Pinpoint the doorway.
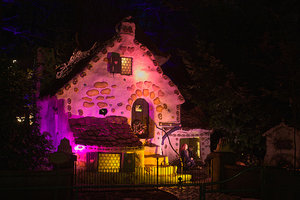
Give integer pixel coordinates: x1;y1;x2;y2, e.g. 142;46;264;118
131;98;149;138
180;138;201;159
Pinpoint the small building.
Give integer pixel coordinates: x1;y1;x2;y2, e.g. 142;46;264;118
263;122;300;168
37;17;211;171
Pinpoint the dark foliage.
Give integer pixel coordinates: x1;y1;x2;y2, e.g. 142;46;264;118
0;53;53;170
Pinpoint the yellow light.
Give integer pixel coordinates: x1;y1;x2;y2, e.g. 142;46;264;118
16;116;25;123
98;153;121;172
135;69;148;81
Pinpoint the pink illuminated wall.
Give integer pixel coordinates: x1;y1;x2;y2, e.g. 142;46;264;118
38;20;188;158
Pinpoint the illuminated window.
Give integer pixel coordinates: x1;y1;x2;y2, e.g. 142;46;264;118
121;57;132;75
16;113;34;125
107;53;132;75
98;153;121;172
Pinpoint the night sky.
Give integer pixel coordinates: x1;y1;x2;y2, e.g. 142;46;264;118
1;0;300;129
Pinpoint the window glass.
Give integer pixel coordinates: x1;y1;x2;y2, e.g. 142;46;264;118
121;57;132;75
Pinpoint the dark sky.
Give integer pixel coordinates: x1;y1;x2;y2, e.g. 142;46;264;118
1;0;299;126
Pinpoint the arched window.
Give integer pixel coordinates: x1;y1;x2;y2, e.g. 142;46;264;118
131;98;149;138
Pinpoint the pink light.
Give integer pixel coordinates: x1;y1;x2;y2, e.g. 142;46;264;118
74;145;85;151
135;69;148;81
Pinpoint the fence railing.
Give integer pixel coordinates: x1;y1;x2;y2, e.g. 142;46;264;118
1;166;299;200
74;166;211;188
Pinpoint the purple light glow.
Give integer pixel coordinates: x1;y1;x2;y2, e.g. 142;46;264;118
74;144;85;151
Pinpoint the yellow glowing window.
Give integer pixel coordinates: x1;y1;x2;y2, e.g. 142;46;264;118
98;153;121;172
121;57;132;75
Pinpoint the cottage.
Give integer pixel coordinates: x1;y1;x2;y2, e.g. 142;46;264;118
263;122;300;168
37;17;211;172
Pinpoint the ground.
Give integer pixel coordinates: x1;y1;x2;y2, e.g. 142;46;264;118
75;187;260;200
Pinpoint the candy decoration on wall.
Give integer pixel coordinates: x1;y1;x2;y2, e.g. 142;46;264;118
57;89;63;95
86;89;99;96
78;109;83;116
163;104;168;109
100;88;111;95
136;81;143;88
169;81;175;87
158;90;165;97
146;51;152;57
101;48;107;54
108;41;114;47
156;105;164;112
117;37;122;43
97;102;108;108
178;95;184;101
87;64;93;70
74;88;79;92
140;45;146;51
83;102;94;108
150;92;155;99
144;81;152;88
153;97;161;105
136;89;142;97
96;96;105;100
82;97;92;101
158;113;162;120
152;84;160;91
65;84;71;90
80;71;86;77
127;47;135;53
94;81;108;88
73;78;78;85
143;89;149;97
106;96;115;100
120;46;127;54
131;94;137;101
156;67;162;74
126;105;131;111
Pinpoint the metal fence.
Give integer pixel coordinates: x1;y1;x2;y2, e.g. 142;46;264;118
2;166;299;200
74;166;211;188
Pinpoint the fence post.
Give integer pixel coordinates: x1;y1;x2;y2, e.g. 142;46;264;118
156;157;159;186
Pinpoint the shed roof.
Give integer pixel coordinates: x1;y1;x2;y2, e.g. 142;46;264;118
263;122;300;137
69;116;142;147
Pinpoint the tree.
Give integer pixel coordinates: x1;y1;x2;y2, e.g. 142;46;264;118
176;0;300;165
178;40;267;164
0;52;53;170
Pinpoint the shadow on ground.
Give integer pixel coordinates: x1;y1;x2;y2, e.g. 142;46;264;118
75;189;178;200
